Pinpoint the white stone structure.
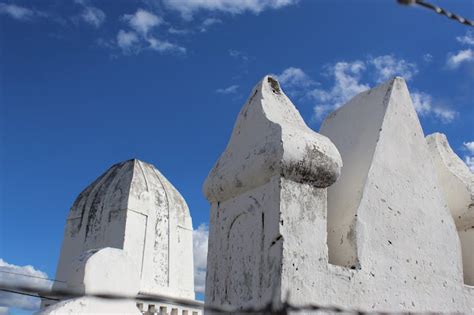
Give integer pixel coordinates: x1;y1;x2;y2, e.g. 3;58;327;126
426;133;474;286
40;159;202;314
40;248;142;314
204;76;474;313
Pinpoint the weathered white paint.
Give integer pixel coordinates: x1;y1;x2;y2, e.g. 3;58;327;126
319;77;471;312
426;132;474;285
39;248;142;314
204;76;474;313
53;159;195;299
204;75;342;310
204;76;342;203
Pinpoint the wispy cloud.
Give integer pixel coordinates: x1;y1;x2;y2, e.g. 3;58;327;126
369;55;418;83
447;31;474;69
80;6;106;28
162;0;299;20
463;141;474;153
73;0;106;28
277;67;314;88
193;224;208;293
147;37;186;54
229;49;249;62
0;3;45;21
456;31;474;46
446;49;474;69
168;27;190;35
275;67;317;99
216;85;239;94
277;55;457;123
123;9;163;36
116;9;185;55
463;141;474;172
311;60;369;120
117;30;141;54
423;53;433;63
200;17;222;32
0;258;53;313
411;91;457;123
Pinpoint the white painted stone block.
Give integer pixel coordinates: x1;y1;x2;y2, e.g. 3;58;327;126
319;77;470;312
426;132;474;285
204;76;342;311
39;248;141;314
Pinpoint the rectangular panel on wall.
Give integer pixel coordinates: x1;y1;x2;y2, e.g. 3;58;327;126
124;210;148;277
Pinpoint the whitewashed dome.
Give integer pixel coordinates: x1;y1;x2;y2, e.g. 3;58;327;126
54;159;195;299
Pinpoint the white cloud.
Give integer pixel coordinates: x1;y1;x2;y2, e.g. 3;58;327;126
200;17;222;32
117;30;140;54
168;27;190;35
80;6;106;28
276;55;456;123
229;49;249;62
463;141;474;154
162;0;299;19
446;31;474;69
456;31;474;46
0;3;38;20
410;91;431;116
123;9;163;35
463;142;474;172
465;157;474;172
193;224;208;294
147;37;186;54
411;92;457;123
0;307;8;315
216;85;239;94
446;49;474;69
423;53;433;63
431;106;457;124
0;258;53;312
310;61;369;120
369;55;418;83
411;91;457;123
277;67;314;88
116;9;185;56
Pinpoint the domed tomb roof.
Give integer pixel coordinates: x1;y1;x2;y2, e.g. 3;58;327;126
54;159;195;299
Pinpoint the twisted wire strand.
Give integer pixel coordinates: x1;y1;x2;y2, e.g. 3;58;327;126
0;282;441;314
398;0;474;27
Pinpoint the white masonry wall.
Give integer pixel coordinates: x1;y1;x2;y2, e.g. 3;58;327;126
204;75;474;313
426;132;474;286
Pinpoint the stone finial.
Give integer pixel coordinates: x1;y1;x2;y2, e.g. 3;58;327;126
204;76;342;311
204;75;342;203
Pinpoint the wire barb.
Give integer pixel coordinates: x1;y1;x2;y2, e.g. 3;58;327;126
397;0;474;27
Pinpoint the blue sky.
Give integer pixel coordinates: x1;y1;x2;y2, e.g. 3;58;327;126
0;0;473;313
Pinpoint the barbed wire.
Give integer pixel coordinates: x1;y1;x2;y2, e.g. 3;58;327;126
0;282;443;314
397;0;474;27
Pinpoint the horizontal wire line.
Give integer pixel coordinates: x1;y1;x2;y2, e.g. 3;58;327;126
0;270;65;283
